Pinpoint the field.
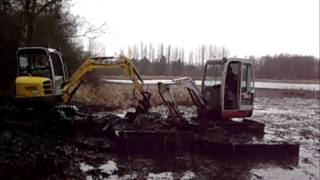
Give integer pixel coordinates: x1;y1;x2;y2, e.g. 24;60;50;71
73;83;318;108
73;83;194;108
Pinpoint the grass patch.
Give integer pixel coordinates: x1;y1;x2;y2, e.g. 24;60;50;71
73;83;194;109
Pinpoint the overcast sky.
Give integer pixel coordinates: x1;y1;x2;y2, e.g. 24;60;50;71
71;0;319;58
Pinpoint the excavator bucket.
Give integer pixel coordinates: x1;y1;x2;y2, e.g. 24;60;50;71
158;77;206;119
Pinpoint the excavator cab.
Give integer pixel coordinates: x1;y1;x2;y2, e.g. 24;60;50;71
15;47;68;106
202;58;254;119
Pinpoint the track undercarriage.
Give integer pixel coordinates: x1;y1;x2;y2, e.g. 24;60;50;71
116;115;299;159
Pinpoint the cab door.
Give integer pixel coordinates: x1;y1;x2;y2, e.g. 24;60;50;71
222;60;254;119
222;61;241;119
49;52;66;95
239;63;254;114
201;62;224;117
223;61;241;111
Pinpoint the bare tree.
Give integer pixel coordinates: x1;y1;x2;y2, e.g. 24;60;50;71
167;44;171;63
148;43;155;62
132;44;139;59
221;46;229;57
127;46;133;58
188;52;194;65
159;43;164;60
88;37;105;56
18;0;63;45
180;48;185;61
140;42;144;58
200;45;206;66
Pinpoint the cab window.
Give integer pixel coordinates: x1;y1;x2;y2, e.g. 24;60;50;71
18;50;51;78
50;52;64;76
240;63;254;106
241;64;253;92
203;63;223;87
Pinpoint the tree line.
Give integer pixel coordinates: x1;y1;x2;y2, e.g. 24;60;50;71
119;43;230;66
111;43;319;80
255;54;319;80
117;43;230;77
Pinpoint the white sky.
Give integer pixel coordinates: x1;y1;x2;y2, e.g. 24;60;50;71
71;0;319;58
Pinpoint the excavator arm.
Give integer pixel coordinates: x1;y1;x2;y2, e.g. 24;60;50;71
62;56;151;112
158;77;206;118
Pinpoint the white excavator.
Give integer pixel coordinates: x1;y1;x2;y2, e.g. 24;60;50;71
158;58;263;133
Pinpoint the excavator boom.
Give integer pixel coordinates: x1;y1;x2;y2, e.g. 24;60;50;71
62;56;151;111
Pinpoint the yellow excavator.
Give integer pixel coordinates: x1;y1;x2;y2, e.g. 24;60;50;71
12;47;151;112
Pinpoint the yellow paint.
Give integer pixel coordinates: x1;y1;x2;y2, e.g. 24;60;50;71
15;76;51;98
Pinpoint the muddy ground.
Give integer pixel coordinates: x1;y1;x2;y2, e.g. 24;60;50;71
0;94;319;180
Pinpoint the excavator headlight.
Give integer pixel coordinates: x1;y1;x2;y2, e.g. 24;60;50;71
42;80;52;95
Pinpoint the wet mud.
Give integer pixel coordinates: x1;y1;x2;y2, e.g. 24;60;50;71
0;96;319;179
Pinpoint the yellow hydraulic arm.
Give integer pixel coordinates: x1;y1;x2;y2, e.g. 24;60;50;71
62;56;151;111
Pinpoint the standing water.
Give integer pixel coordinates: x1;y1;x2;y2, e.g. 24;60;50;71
102;79;319;91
